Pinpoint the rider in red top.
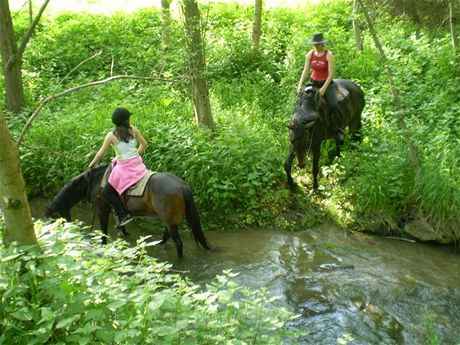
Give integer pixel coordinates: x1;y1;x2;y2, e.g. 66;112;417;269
297;32;344;142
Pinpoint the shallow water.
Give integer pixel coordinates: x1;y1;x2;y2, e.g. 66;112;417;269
31;199;460;344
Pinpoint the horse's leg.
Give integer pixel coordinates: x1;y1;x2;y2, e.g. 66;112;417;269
97;206;111;245
312;145;321;190
169;225;183;258
350;112;362;143
284;147;297;190
119;226;128;237
334;139;342;158
159;226;170;245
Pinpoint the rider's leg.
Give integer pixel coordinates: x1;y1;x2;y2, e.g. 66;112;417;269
102;183;133;227
325;83;344;142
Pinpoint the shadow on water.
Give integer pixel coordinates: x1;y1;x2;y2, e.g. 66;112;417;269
31;198;460;345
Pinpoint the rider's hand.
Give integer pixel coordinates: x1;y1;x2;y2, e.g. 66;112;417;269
319;87;326;96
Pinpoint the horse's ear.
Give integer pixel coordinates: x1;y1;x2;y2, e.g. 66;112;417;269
286;124;294;130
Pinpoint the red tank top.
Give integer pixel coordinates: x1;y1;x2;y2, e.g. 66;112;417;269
310;49;329;81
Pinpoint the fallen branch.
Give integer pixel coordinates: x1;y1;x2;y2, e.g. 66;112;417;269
17;74;180;147
384;236;416;243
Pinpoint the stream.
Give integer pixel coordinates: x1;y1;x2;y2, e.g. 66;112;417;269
30;199;460;345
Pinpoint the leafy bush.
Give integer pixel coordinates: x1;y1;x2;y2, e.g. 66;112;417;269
0;221;301;344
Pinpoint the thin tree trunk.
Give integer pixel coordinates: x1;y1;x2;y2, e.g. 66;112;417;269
29;0;33;25
14;0;50;64
0;0;25;113
182;0;215;130
161;0;172;52
449;0;458;50
357;0;422;181
252;0;263;60
352;0;363;52
0;109;38;246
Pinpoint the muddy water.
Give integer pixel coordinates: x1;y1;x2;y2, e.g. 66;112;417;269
31;199;460;345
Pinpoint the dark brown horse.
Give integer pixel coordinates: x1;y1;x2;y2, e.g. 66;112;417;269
45;164;211;258
285;78;365;190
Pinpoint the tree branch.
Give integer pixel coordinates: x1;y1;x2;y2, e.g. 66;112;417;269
357;0;422;181
17;75;180;147
58;50;103;85
6;0;50;69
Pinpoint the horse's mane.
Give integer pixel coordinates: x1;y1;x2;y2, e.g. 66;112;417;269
50;164;109;212
292;92;319;126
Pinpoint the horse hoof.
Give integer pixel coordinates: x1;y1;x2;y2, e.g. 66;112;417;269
118;228;128;237
288;183;299;192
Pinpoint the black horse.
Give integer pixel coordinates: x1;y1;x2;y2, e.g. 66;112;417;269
285;78;365;190
45;164;211;258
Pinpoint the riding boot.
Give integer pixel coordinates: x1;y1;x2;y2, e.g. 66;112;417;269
102;184;133;227
324;82;344;144
333;109;345;144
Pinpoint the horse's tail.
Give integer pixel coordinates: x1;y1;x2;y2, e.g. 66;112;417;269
181;186;211;251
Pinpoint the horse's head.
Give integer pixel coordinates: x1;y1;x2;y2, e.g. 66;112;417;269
45;200;71;221
44;167;100;222
288;89;320;167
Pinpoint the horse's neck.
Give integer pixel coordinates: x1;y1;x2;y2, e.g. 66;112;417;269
53;165;107;212
53;186;83;212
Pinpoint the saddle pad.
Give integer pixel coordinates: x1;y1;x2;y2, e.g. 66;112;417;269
101;168;156;197
127;171;156;196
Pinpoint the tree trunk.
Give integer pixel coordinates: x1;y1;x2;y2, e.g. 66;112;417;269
0;109;38;246
182;0;215;130
449;0;458;50
357;0;422;181
29;0;33;25
161;0;172;52
352;0;363;52
252;0;263;60
0;0;26;114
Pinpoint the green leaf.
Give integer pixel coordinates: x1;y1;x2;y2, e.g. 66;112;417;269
1;254;23;262
56;314;81;329
12;307;33;321
157;326;179;337
107;299;127;311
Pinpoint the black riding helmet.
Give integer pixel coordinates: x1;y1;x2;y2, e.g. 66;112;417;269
112;107;132;126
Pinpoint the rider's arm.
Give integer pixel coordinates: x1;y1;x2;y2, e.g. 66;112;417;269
320;51;335;95
88;132;114;169
297;51;312;95
132;126;148;155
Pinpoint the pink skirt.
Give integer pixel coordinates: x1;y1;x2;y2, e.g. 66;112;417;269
108;156;147;195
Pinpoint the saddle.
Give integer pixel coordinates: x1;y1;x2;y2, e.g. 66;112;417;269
100;165;156;197
301;81;349;127
302;82;349;103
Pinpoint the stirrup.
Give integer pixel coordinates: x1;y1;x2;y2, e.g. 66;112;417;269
117;214;133;228
337;130;345;144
